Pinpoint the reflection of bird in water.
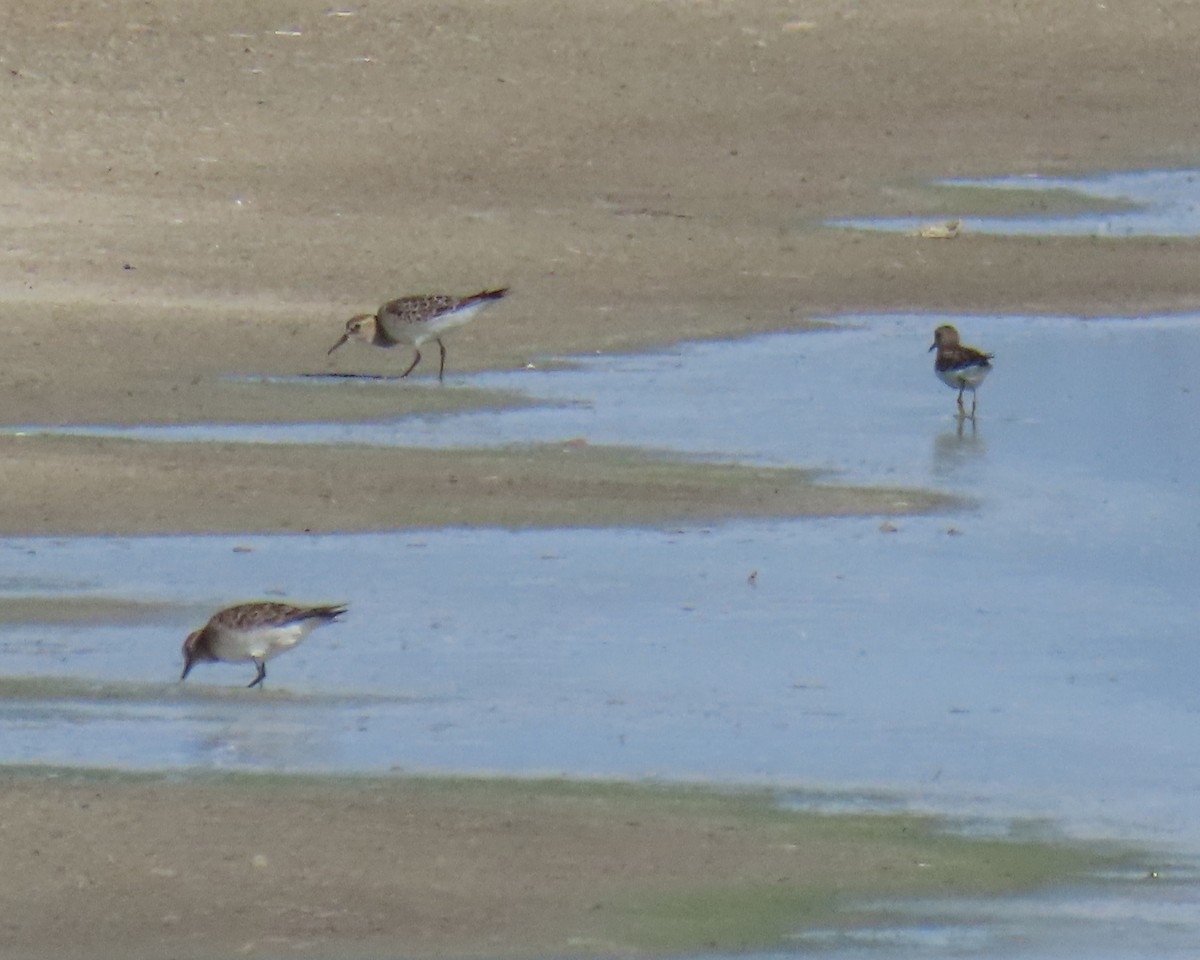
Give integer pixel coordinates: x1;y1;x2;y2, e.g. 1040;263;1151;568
181;602;346;688
932;421;987;478
929;324;993;418
327;288;509;382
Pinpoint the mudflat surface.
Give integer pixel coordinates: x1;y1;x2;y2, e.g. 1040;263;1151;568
0;435;952;535
0;770;1115;960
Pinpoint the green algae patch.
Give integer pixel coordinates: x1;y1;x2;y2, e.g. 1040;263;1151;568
614;884;837;953
0;674;406;706
0;595;181;627
884;180;1138;220
598;810;1131;955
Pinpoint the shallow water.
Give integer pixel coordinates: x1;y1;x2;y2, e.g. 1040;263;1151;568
4;313;1200;956
783;869;1200;958
830;168;1200;236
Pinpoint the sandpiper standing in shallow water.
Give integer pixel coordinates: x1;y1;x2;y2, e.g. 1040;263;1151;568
929;324;993;418
181;601;347;688
327;288;509;382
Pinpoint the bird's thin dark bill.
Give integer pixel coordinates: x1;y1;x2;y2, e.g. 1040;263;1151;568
327;334;349;355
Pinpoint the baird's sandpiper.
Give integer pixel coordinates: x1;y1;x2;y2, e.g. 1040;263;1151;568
327;288;509;381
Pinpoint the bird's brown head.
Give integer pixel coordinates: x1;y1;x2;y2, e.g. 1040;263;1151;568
180;629;211;681
929;324;960;352
327;314;375;355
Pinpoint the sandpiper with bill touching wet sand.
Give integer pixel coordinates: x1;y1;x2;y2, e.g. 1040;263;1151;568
327;288;509;381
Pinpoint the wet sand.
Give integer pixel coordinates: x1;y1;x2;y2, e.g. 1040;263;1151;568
2;0;1197;955
0;435;954;535
0;768;1127;960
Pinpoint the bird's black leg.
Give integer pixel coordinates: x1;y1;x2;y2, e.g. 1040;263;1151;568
436;338;447;382
400;348;422;378
248;659;266;689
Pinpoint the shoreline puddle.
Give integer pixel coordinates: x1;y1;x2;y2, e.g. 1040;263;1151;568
831;169;1200;237
0;315;1196;804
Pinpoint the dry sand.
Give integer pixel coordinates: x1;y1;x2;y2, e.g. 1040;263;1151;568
0;0;1194;955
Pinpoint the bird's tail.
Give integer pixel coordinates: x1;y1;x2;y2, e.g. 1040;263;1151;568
310;604;348;622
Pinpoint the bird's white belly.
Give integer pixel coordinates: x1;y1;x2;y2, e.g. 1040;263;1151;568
938;365;990;390
211;623;313;662
390;301;489;345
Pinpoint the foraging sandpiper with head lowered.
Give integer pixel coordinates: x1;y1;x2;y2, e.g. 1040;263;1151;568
929;324;994;418
327;288;509;381
181;601;347;688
